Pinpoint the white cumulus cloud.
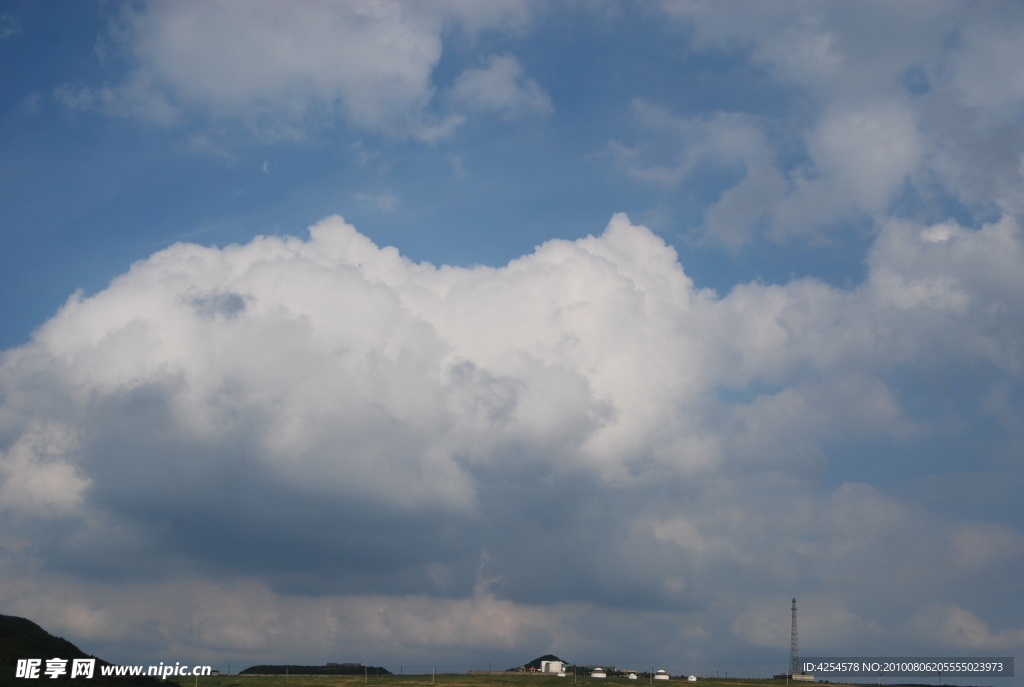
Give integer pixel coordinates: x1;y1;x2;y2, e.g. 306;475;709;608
1;212;1023;666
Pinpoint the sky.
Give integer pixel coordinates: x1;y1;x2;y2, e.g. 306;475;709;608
1;0;1023;681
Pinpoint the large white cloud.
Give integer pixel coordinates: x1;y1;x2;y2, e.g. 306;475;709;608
1;212;1022;668
55;0;542;140
10;1;1024;672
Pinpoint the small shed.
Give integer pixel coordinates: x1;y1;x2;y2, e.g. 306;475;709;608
590;669;607;679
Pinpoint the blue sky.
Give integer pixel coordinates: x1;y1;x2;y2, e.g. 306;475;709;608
1;0;1023;682
0;1;892;349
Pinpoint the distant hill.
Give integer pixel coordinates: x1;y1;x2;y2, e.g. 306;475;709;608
0;614;163;687
240;665;392;676
509;655;565;672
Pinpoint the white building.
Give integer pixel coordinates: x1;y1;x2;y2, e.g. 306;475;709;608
687;677;697;682
590;669;607;679
542;662;565;674
654;670;670;681
628;674;638;680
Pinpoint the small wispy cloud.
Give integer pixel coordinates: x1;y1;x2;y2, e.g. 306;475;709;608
186;134;235;162
449;154;466;178
448;54;554;120
0;14;22;40
354;190;401;213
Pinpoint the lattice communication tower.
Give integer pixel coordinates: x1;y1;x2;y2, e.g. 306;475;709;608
789;597;799;676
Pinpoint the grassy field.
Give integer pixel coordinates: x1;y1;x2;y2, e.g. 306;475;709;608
163;675;903;687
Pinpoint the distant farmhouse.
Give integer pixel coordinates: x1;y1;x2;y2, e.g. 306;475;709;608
512;655;686;681
510;655;567;673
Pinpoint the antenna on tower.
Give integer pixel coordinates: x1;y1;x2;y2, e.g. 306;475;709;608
790;597;799;676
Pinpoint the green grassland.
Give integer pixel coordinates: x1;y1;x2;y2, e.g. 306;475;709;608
163;675;893;687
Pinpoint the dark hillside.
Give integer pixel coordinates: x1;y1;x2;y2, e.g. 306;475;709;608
0;614;162;687
0;615;89;669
